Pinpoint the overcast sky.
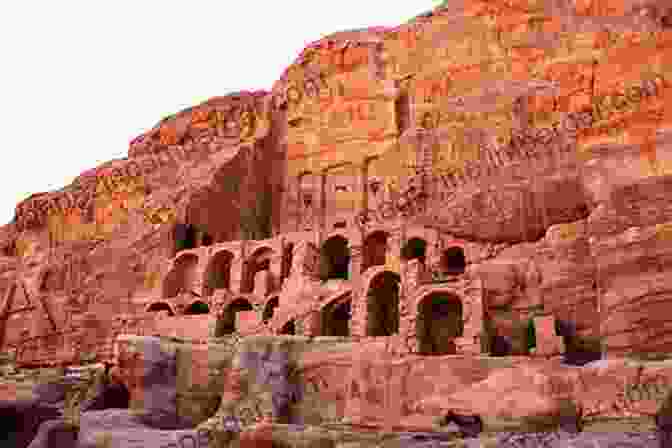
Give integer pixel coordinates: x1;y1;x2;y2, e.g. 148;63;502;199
0;1;437;226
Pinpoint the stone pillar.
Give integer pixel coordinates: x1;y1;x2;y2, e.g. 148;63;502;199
348;245;363;284
456;277;485;355
404;259;425;292
231;256;244;295
301;309;321;337
349;274;368;339
533;315;565;357
385;228;403;274
403;259;426;354
269;254;282;292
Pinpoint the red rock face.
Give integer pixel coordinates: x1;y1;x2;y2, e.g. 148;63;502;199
1;1;672;421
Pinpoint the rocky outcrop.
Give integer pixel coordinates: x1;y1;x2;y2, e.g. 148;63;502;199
4;0;672;446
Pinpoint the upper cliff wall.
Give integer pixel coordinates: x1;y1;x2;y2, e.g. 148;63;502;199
5;0;672;248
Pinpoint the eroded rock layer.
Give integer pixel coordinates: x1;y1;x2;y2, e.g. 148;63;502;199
2;0;672;443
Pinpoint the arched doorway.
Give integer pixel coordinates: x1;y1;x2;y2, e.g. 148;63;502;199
202;233;213;246
362;231;389;272
262;297;279;323
441;246;466;275
163;253;199;299
174;223;198;254
401;238;427;263
241;247;274;294
184;301;210;315
319;236;350;281
366;272;400;336
320;295;351;337
280;320;296;335
203;250;234;296
215;298;253;337
146;302;175;316
417;292;463;355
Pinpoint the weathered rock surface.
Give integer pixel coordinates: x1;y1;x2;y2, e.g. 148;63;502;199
4;0;672;446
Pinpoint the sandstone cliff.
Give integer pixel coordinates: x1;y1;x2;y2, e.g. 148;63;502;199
2;1;672;442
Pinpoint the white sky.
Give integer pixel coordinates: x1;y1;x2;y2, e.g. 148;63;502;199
0;1;438;226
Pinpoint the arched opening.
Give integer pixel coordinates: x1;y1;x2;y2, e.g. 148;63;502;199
441;246;466;275
162;253;199;299
146;302;175;316
555;318;601;366
215;298;254;337
490;334;512;357
401;238;427;263
366;272;400;336
281;243;294;282
184;301;210;315
280;320;296;335
319;236;350;281
202;233;213;246
203;250;233;296
174;223;198;254
417;292;463;355
241;247;274;294
262;297;279;323
321;295;351;337
362;231;389;272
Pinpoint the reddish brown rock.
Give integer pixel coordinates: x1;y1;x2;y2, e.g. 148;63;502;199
2;0;672;441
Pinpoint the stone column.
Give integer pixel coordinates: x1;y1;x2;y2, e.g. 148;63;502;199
269;254;283;293
301;309;321;337
349;281;367;339
402;259;425;353
348;244;363;284
385;228;403;274
533;315;565;357
457;277;485;355
231;249;245;294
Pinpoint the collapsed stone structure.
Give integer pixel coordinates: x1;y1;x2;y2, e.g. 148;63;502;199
2;0;672;440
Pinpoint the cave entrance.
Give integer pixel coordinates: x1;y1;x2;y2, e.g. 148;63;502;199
321;295;351;337
280;320;296;335
162;253;199;299
241;247;274;294
203;250;233;297
417;292;463;355
401;238;427;263
174;223;198;254
319;236;350;281
215;298;253;337
366;271;400;337
146;302;175;316
184;301;210;315
441;246;466;275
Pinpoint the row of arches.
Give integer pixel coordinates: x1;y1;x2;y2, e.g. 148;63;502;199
163;243;294;300
319;233;466;281
163;230;467;303
149;272;465;355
